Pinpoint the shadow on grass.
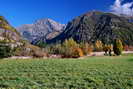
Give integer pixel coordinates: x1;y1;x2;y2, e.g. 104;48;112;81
128;59;133;62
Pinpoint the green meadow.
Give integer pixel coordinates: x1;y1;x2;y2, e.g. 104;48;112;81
0;54;133;89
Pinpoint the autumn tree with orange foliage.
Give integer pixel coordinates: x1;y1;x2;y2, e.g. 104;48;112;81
80;42;93;55
94;40;103;52
62;38;84;58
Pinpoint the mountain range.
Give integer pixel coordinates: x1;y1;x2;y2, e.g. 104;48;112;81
1;11;132;46
17;19;66;44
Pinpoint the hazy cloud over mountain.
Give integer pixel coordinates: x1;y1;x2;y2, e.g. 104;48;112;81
110;0;133;16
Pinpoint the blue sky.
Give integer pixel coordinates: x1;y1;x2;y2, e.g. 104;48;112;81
0;0;131;27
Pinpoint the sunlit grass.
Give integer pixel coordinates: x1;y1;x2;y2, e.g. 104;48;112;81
0;55;133;89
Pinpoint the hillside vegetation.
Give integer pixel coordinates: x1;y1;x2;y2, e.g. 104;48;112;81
0;16;21;41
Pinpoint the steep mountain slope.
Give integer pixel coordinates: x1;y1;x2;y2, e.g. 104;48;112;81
93;13;133;45
17;19;66;43
48;11;133;45
0;16;21;42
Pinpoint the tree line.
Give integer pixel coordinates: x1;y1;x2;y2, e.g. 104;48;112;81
0;38;124;58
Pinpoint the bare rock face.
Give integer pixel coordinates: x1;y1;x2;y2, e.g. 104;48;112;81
17;18;66;44
48;11;133;45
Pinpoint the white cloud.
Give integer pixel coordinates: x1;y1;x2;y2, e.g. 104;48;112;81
110;0;133;16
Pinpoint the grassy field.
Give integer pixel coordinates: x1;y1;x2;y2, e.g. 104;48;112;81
0;55;133;89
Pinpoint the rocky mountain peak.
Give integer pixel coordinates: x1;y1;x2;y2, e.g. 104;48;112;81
17;18;66;43
34;18;66;32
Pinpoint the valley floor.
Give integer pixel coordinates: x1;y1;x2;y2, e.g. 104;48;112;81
0;54;133;89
